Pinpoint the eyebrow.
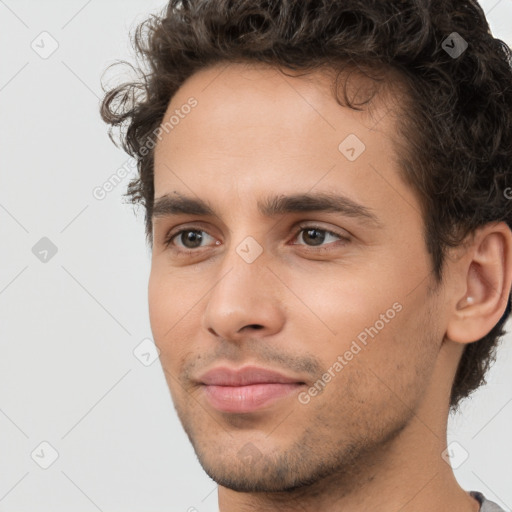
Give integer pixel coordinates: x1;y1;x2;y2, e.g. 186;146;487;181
152;191;383;228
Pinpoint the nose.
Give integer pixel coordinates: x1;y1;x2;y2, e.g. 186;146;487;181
201;242;286;342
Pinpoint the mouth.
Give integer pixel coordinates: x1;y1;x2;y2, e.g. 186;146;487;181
202;382;304;413
197;365;306;413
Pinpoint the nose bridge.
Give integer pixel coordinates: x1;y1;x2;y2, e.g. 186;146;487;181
210;233;270;311
202;233;285;338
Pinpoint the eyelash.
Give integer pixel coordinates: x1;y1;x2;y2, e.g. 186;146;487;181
162;223;350;255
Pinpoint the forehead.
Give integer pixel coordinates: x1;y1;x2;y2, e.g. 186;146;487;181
158;61;398;150
152;61;413;223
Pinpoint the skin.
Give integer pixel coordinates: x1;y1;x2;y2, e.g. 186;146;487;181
149;61;512;512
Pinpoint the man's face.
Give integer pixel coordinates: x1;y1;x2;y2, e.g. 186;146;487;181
149;62;449;492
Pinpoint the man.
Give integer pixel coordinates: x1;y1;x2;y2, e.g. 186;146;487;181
101;0;512;510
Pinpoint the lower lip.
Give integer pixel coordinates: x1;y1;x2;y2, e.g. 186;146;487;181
202;383;303;413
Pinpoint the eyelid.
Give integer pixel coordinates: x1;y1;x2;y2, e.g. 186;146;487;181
293;221;352;242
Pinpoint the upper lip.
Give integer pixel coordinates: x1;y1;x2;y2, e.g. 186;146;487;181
198;365;305;386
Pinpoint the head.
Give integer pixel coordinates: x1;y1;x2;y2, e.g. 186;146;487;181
101;0;512;495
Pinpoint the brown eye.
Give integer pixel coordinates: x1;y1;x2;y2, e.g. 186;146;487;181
293;225;348;248
178;230;204;249
301;228;327;246
164;229;216;251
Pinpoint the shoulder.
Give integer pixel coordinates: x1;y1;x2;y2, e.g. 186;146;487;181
470;491;508;512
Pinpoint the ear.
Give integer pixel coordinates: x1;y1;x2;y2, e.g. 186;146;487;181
446;222;512;344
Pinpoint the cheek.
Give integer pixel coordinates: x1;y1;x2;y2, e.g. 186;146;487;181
287;264;434;383
148;270;186;359
148;265;198;334
148;267;207;369
287;267;401;342
306;302;438;428
148;270;168;340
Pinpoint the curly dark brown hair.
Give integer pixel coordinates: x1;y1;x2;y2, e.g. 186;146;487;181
100;0;512;412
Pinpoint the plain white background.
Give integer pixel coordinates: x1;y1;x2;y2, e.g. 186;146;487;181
0;1;511;511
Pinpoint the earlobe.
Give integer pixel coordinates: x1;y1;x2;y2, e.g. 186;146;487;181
446;223;512;345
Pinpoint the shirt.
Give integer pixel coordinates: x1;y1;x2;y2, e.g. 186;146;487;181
470;491;507;512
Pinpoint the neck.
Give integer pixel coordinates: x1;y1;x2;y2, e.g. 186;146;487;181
218;428;479;512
